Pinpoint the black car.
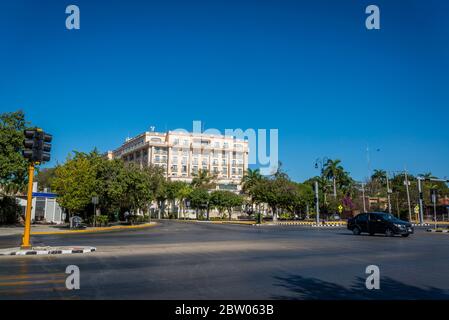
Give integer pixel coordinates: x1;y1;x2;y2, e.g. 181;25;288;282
347;212;414;237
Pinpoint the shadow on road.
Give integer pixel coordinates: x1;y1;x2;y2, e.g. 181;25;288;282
272;274;449;300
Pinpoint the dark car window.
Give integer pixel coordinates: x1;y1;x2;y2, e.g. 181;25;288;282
356;214;368;222
370;213;395;221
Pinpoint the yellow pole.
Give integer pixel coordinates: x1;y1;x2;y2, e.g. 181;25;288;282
21;162;35;249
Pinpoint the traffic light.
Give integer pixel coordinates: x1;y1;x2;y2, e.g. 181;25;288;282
22;128;53;163
22;130;36;161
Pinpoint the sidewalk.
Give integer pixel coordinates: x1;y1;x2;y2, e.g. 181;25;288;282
0;222;157;236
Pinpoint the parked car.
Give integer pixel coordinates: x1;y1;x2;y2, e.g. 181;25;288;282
347;212;414;237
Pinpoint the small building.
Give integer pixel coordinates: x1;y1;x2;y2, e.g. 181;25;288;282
16;182;65;224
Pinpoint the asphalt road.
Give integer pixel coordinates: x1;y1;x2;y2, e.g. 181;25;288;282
0;221;448;300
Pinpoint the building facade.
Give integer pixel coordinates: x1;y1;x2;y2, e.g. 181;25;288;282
107;130;249;191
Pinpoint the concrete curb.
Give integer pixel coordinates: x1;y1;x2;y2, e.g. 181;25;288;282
273;222;346;227
30;222;157;235
254;222;345;227
426;229;449;233
0;246;96;256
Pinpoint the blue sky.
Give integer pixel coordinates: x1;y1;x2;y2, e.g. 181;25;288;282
1;0;448;182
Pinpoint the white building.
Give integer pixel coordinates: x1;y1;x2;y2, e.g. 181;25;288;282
107;130;249;191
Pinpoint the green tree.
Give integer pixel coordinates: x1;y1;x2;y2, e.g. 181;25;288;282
0;110;29;195
176;182;193;219
210;190;228;219
165;180;187;218
36;167;56;192
241;168;263;214
322;159;344;199
51;151;98;220
189;188;210;220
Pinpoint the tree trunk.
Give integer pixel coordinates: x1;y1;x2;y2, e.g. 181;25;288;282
333;177;337;199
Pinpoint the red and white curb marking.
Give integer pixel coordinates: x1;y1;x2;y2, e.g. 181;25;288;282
0;246;96;256
426;229;449;233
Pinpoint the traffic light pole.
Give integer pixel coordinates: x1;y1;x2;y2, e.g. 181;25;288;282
417;177;424;225
21;162;35;249
315;180;320;225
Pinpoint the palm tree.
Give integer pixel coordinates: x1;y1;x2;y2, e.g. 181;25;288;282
191;169;216;189
241;168;263;215
176;183;192;219
241;168;262;193
371;169;387;185
322;159;344;199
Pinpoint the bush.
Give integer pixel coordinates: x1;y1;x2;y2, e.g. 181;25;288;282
0;196;21;225
210;216;226;221
96;215;109;227
279;213;294;220
128;215;148;225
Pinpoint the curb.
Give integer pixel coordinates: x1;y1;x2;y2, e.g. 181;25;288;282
254;222;345;227
0;246;96;256
274;222;346;227
426;229;449;233
31;222;157;235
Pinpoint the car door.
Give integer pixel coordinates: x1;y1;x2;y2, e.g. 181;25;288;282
356;213;369;232
369;213;385;234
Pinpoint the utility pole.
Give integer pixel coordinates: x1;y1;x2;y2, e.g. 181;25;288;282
404;171;412;222
432;190;437;230
386;174;392;214
315;180;320;225
417;177;424;225
361;183;367;213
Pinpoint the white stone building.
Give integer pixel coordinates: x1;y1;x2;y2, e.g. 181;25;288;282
107;130;249;192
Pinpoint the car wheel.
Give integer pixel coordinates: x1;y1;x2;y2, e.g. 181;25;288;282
352;227;361;235
385;228;394;237
401;234;410;237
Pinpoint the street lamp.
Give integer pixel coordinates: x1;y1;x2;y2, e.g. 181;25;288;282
314;157;329;172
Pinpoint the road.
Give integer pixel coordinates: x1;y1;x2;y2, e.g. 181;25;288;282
0;220;448;300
